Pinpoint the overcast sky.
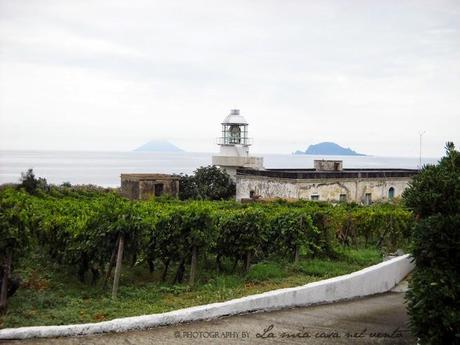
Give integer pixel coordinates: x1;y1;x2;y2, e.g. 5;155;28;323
0;0;459;157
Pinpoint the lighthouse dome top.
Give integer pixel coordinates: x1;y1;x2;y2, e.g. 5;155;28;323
222;109;248;125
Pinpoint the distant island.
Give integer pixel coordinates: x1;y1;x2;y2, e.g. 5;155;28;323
294;142;366;156
134;140;184;152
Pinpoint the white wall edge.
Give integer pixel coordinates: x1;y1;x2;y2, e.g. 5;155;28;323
0;254;415;340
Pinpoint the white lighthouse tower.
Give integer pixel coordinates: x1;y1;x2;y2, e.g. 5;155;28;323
212;109;264;179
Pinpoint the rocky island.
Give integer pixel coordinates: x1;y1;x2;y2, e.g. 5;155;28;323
294;142;365;156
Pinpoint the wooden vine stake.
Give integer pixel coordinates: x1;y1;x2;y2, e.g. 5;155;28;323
103;236;120;289
294;215;302;264
0;251;12;314
189;246;197;286
112;233;125;299
244;252;251;272
294;246;300;264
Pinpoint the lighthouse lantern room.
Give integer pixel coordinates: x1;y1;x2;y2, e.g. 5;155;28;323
212;109;264;179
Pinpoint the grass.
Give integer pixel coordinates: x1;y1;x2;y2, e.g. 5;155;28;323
0;247;383;329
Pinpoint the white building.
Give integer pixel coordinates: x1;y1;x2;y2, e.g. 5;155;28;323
235;164;418;203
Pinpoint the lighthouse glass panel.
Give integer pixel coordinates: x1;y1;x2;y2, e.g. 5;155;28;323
229;125;241;144
221;124;249;145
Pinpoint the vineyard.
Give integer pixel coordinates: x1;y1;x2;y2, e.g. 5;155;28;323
0;186;414;327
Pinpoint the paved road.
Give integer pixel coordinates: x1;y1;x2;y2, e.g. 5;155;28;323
1;292;415;345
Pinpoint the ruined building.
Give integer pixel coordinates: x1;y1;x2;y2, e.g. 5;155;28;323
120;173;179;200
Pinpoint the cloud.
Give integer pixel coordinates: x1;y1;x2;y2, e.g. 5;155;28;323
0;0;459;157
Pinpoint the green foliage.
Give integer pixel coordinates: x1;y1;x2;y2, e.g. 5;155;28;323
403;143;460;345
179;165;235;200
403;141;460;217
0;182;415;312
245;262;286;282
46;184;116;199
177;174;199;200
266;208;319;259
0;164;420;320
335;247;382;266
294;259;361;278
2;247;382;328
0;188;33;260
18;169;49;195
406;215;460;345
343;204;413;251
215;208;267;265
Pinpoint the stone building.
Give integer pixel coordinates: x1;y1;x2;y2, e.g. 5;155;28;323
235;160;418;203
120;173;179;200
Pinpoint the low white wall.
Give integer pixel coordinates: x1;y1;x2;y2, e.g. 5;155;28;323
0;254;414;340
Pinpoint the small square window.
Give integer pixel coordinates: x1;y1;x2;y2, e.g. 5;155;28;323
339;194;347;202
311;194;319;201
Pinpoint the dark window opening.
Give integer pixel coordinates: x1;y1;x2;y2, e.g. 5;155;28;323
388;187;395;200
154;183;164;196
364;193;372;205
339;194;347;202
311;194;319;201
249;190;255;199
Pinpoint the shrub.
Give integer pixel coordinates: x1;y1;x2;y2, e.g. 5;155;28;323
179;165;235;200
403;142;460;345
18;169;48;195
0;188;33;312
215;208;268;271
266;208;319;262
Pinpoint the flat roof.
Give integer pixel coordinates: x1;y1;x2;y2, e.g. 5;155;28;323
121;173;180;181
236;168;419;180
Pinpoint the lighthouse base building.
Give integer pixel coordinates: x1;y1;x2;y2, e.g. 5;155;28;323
212;109;418;204
234;163;417;203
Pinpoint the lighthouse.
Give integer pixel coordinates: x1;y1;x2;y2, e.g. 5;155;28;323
212;109;264;179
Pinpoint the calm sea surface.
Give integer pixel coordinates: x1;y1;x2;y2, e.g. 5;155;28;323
0;151;439;187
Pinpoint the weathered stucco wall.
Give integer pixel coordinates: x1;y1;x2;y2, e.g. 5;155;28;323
236;175;411;203
120;174;179;200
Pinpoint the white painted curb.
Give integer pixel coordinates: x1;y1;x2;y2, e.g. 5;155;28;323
0;254;414;340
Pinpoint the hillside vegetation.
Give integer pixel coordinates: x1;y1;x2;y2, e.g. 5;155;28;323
0;183;413;328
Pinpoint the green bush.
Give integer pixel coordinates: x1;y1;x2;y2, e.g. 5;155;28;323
406;215;460;345
179;165;235;200
403;143;460;345
215;208;268;271
266;207;319;261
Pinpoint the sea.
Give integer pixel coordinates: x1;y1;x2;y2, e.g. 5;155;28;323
0;151;439;187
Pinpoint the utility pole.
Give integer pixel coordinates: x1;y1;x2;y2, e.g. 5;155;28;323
419;131;426;169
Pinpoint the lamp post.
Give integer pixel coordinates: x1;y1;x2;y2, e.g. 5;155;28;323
419;131;426;170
